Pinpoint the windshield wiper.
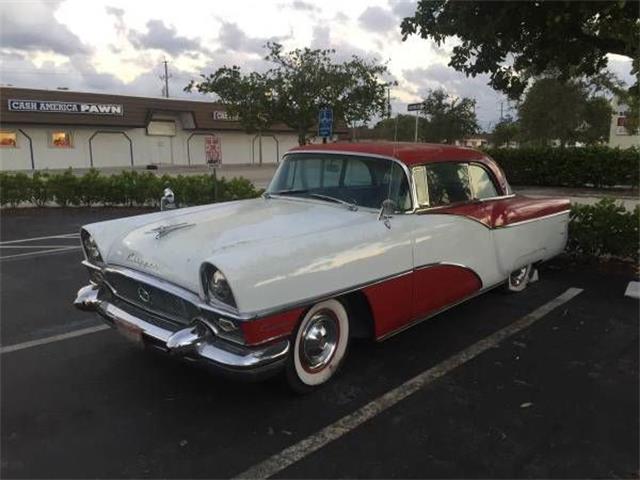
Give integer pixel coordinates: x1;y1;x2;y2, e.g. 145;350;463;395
307;193;358;211
264;189;308;199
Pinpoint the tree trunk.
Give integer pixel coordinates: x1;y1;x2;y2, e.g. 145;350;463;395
298;131;306;146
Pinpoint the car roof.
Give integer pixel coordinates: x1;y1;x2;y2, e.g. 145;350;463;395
289;141;487;167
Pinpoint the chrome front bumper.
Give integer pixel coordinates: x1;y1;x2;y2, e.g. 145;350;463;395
74;284;290;379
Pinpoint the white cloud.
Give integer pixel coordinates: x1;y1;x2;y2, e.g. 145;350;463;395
1;0;634;129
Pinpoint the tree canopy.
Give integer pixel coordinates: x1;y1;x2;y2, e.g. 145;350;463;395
401;1;639;99
491;117;519;147
421;89;479;143
518;78;612;146
362;114;427;142
186;43;393;145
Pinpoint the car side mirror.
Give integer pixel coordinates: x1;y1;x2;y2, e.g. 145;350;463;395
378;199;396;229
160;187;177;211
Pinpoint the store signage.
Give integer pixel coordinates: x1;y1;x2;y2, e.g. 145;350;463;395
7;99;123;116
212;110;239;121
205;135;222;167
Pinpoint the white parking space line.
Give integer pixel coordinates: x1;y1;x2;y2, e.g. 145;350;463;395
0;325;110;354
0;233;79;245
0;246;81;260
234;287;584;480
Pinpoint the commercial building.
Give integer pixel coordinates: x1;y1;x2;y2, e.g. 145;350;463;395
0;87;344;171
609;97;640;149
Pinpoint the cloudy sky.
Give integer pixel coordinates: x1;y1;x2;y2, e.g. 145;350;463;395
0;0;635;130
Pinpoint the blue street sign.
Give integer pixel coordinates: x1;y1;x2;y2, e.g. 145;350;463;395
318;107;333;138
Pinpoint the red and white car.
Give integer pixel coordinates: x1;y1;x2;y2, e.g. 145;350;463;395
74;143;570;392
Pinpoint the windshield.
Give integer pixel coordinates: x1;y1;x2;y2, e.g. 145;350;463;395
267;153;412;211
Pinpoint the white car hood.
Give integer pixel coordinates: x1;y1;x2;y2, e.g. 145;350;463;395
85;198;393;312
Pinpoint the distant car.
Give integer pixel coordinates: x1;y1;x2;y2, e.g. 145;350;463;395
74;142;570;392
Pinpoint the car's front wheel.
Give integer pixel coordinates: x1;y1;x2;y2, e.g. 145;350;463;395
286;299;350;393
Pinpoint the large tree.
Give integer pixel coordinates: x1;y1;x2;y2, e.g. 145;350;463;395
186;66;275;134
401;1;639;99
518;78;612;146
363;114;428;142
491;116;519;147
187;43;393;145
580;96;614;145
421;89;478;143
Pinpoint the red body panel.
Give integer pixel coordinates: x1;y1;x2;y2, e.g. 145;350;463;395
241;307;304;346
432;196;571;229
362;273;414;338
291;142;484;166
411;265;482;322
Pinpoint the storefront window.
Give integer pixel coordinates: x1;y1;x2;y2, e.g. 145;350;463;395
0;131;17;148
50;131;73;148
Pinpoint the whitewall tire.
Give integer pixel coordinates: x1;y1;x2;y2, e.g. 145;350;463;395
286;299;349;393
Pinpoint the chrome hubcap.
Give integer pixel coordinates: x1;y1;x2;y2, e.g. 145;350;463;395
300;312;339;371
510;266;529;286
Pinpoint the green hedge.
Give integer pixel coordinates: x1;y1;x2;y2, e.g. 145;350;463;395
568;199;639;262
485;146;640;188
0;169;262;208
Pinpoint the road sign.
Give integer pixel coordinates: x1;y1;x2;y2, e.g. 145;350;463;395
318;107;333;138
205;134;222;168
407;102;424;112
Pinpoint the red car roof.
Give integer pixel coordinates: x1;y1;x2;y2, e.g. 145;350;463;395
289;142;486;167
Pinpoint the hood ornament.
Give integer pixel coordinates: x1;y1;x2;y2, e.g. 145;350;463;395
146;222;195;239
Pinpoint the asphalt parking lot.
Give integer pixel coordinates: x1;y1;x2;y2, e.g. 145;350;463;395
1;208;638;479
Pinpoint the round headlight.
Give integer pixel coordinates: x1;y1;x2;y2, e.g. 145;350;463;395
81;229;103;265
206;268;236;308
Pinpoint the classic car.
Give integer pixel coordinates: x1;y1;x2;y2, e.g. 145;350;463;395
74;142;570;392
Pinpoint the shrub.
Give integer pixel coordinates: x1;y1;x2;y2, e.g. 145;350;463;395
30;171;51;207
0;169;262;208
48;169;80;207
568;198;639;262
0;172;31;207
76;169;105;207
486;146;640;188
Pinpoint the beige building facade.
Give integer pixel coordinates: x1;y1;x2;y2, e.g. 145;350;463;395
0;87;342;171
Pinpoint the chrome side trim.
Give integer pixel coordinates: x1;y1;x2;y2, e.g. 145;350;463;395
250;269;414;318
88;260;487;324
478;193;516;202
414;261;483;288
376;280;504;342
494;210;570;229
85;261;417;322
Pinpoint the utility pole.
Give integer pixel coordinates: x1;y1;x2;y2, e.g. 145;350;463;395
160;59;171;98
387;87;391;119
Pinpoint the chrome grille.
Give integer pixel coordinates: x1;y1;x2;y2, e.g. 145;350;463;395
104;271;197;325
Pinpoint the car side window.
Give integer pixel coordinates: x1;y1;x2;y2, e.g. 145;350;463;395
469;164;499;199
425;163;472;207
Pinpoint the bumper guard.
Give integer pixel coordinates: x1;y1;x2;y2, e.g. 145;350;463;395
74;284;289;380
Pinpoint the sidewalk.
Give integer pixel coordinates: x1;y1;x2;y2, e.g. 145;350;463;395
516;186;639;209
